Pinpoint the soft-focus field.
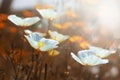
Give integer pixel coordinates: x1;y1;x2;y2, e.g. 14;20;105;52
0;0;120;80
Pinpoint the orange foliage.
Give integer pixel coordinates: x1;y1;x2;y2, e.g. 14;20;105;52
65;11;77;18
22;10;34;17
0;22;6;29
52;22;72;30
74;21;85;27
69;36;89;49
9;26;17;33
13;49;27;63
35;4;55;9
0;14;7;29
0;14;8;21
79;41;88;49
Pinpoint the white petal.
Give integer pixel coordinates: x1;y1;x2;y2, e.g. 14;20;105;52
39;38;59;51
36;9;58;19
24;29;32;34
28;32;43;41
70;52;84;65
8;15;40;26
48;30;69;42
88;45;116;58
24;35;38;49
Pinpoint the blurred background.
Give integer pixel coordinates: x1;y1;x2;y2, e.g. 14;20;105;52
0;0;120;80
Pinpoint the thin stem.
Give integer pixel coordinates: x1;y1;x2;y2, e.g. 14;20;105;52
36;51;43;80
26;55;34;80
33;54;39;79
44;63;47;80
17;40;24;78
6;45;18;80
46;19;51;38
65;50;68;80
9;55;17;80
38;61;43;80
64;41;71;80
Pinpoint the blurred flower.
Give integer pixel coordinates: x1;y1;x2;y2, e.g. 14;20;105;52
65;10;77;18
24;32;59;51
69;36;81;42
8;15;40;26
88;45;116;58
71;50;109;66
79;42;88;49
69;36;89;49
48;30;69;42
52;22;71;30
36;9;59;20
48;50;60;56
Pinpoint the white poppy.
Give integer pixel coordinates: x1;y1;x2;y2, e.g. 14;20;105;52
8;15;40;26
24;32;59;51
71;50;109;66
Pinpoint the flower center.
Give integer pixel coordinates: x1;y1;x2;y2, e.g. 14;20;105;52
38;41;45;48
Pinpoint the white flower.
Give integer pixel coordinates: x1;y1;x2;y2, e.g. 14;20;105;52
48;30;69;42
24;32;59;51
71;50;109;66
36;9;58;20
8;15;40;26
88;45;116;58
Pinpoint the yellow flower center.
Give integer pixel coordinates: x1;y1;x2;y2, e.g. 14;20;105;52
38;41;45;48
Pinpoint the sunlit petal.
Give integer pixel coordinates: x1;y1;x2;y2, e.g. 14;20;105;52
36;9;58;20
88;45;116;58
8;15;40;26
39;38;59;51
